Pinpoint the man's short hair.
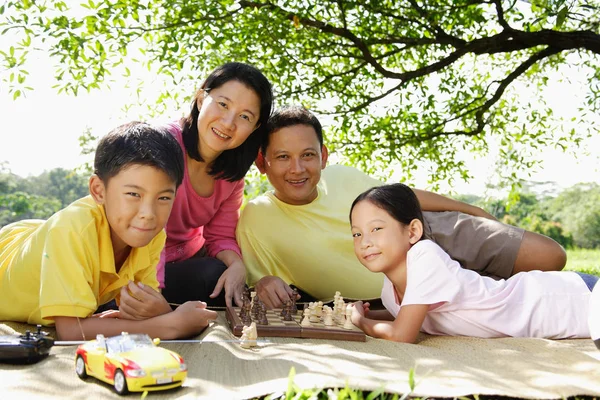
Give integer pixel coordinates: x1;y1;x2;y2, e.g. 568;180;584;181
261;106;323;154
94;121;184;187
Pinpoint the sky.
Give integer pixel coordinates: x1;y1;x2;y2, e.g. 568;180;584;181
1;45;599;198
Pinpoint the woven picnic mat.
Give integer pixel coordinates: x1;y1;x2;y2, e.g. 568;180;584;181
2;312;600;399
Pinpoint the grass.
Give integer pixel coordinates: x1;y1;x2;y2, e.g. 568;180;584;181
565;248;600;275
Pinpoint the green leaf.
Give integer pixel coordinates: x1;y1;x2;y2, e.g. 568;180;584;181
556;6;568;28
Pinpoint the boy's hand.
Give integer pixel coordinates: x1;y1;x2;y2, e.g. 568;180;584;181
210;260;246;308
169;301;218;338
91;309;121;319
119;281;172;320
255;276;299;309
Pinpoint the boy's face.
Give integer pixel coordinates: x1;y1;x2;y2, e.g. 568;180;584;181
257;124;328;206
90;164;177;253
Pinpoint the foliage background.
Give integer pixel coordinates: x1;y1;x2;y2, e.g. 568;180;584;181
1;0;599;190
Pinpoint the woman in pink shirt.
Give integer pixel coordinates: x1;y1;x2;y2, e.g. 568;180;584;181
348;183;597;342
156;62;273;308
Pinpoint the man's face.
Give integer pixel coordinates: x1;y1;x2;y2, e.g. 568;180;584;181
258;124;328;206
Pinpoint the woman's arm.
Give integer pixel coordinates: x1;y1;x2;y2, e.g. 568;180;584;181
352;302;429;343
413;188;496;220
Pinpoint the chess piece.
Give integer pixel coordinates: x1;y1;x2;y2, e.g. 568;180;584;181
309;303;320;323
257;302;269;325
240;322;258;348
315;301;323;317
343;304;354;330
291;288;298;314
281;300;290;317
301;308;311;326
251;292;258;313
282;308;293;321
323;306;334;326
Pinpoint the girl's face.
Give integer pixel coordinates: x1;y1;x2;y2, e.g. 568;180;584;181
351;200;413;274
196;80;261;159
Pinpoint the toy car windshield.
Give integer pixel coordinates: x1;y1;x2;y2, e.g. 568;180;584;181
106;334;154;353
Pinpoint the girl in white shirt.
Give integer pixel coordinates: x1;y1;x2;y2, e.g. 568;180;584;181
348;183;598;343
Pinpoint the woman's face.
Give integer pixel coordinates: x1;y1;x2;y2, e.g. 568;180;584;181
196;80;261;159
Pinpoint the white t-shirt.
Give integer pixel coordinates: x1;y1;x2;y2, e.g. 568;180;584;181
381;240;591;339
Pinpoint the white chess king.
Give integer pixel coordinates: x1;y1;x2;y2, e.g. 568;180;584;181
589;281;600;349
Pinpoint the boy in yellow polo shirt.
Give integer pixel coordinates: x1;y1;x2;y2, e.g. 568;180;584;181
0;122;217;340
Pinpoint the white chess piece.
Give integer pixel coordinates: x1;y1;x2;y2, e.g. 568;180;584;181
301;308;312;326
343;304;354;330
323;307;334;326
240;322;258;348
315;301;323;317
309;302;320;322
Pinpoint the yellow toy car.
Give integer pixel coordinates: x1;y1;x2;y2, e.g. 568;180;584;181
75;332;187;395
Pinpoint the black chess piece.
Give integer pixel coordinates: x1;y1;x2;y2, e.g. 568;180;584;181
291;289;298;314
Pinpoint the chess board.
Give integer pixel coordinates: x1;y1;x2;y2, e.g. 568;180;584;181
225;306;366;342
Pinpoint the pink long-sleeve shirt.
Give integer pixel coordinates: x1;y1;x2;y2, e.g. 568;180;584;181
156;121;244;287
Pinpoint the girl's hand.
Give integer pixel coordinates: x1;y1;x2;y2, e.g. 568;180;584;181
210;260;246;307
349;301;366;326
361;301;371;316
119;281;172;320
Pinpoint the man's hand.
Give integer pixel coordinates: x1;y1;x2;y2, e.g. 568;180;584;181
210;260;246;307
255;276;299;309
118;281;172;320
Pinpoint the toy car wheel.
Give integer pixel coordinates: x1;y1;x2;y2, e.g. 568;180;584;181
113;369;129;395
75;356;88;379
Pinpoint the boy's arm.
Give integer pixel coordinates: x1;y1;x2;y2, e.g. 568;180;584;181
54;301;217;341
413;188;496;220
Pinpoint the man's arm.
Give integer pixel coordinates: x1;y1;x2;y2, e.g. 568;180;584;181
413;189;496;220
54;301;217;341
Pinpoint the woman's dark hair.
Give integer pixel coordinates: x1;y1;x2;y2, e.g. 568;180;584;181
349;183;424;227
182;62;273;182
94;121;184;188
261;105;323;155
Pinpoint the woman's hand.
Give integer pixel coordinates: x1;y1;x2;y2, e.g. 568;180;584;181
210;260;246;307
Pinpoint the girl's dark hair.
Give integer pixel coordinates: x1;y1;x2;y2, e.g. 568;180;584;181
261;105;323;155
349;183;424;227
94;121;184;188
182;62;273;182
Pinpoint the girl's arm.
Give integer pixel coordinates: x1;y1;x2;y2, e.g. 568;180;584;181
358;301;395;321
352;303;429;343
366;309;396;321
413;188;496;220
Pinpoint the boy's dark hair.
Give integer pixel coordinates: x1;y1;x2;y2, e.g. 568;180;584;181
261;105;324;155
94;121;184;187
349;183;425;227
182;62;273;182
